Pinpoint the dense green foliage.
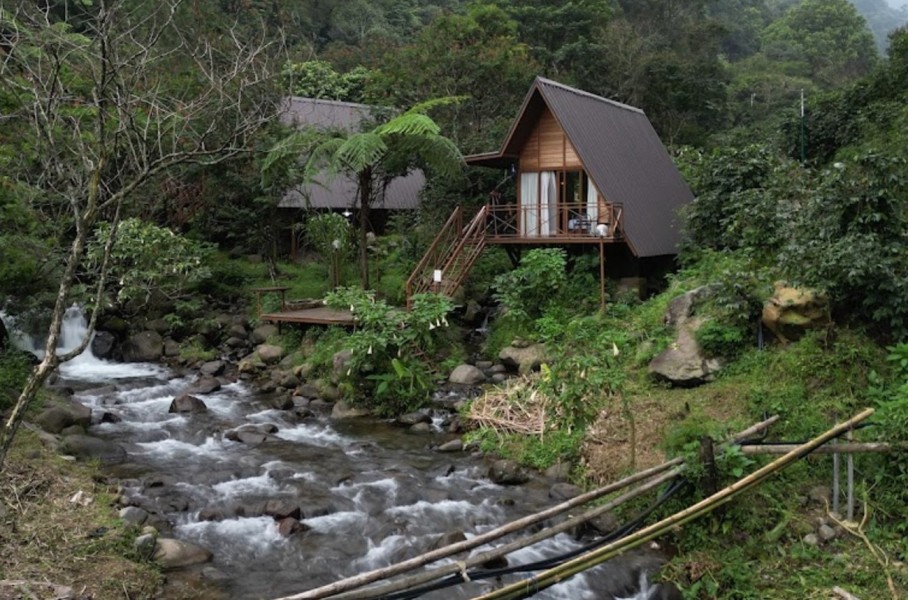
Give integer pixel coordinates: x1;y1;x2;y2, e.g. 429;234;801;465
323;288;455;414
87;219;215;308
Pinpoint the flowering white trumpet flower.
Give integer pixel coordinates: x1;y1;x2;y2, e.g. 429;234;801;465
367;345;373;355
612;343;620;357
428;322;436;330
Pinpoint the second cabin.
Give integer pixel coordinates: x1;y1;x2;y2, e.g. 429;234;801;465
406;77;694;307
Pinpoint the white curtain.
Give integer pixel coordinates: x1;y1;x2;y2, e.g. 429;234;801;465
520;172;539;237
586;177;600;234
540;171;557;236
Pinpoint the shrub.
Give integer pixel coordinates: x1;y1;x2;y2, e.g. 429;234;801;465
493;248;567;322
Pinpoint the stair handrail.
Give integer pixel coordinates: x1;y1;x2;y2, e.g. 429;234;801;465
405;206;463;309
440;205;488;293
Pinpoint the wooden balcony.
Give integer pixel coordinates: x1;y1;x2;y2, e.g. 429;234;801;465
485;202;623;244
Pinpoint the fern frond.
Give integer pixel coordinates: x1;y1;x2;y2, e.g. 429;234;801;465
335;132;388;172
377;112;440;137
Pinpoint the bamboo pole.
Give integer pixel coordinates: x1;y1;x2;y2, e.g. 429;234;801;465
740;442;891;455
273;416;778;600
332;466;685;600
472;408;875;600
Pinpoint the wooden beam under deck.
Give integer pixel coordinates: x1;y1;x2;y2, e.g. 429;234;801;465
486;235;623;245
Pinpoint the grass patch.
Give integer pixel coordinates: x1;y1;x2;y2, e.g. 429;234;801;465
0;430;163;599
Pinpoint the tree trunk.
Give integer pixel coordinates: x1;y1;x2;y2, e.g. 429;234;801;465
358;168;372;289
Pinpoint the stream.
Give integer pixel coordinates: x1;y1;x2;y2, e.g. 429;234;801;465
6;308;675;600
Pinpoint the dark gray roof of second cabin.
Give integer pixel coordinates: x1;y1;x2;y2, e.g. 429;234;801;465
278;97;424;210
469;77;694;258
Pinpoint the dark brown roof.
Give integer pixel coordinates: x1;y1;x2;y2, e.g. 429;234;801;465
278;97;424;210
467;78;693;257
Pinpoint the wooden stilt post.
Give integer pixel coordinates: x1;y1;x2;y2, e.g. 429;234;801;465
599;240;606;312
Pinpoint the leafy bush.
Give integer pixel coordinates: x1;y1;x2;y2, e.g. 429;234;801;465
324;287;454;415
696;320;748;359
779;152;908;340
87;218;214;307
493;248;567;322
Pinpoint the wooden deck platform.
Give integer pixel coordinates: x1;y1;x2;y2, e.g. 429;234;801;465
259;306;355;327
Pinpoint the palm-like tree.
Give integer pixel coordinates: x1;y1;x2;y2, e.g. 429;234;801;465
265;100;463;288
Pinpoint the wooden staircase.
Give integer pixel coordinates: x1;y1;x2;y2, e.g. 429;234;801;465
405;206;488;309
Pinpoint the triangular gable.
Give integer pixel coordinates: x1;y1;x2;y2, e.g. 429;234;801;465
468;78;694;257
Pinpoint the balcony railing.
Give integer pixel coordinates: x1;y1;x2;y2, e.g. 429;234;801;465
486;201;622;241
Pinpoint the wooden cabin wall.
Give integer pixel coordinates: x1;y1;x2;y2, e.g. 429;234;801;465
518;107;582;171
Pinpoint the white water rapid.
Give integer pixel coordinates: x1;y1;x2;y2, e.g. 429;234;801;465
6;307;674;599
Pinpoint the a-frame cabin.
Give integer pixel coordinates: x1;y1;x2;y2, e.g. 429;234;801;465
406;77;694;308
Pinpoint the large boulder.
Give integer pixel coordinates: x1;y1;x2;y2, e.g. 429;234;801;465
449;364;486;385
168;394;207;414
648;318;722;387
186;375;221;395
153;538;212;570
256;344;284;365
499;343;548;375
648;286;723;387
488;459;530;485
35;399;91;434
121;331;163;362
762;284;830;344
61;435;126;464
250;324;278;345
90;331;117;359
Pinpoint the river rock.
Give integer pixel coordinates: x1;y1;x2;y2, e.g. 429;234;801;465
145;318;170;335
163;339;180;357
544;461;573;481
818;523;837;542
263;499;301;520
437;439;464;453
257;344;284;365
90;331;117;359
331;400;370;419
398;411;431;426
60;425;85;437
228;323;248;340
200;360;226;376
549;483;583;501
499;344;548;374
61;435;126;464
121;330;163;362
430;530;467;550
488;460;530;485
250;324;278;345
168;393;207;414
225;424;274;445
277;517;308;537
153;538;212;569
588;511;620;535
186;375;221;395
225;336;247;349
332;349;353;378
410;422;432;433
119;506;149;526
449;364;486;385
134;533;156;558
35;399;91;434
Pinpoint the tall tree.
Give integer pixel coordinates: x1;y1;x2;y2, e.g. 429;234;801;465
0;0;280;470
761;0;879;87
263;101;463;288
369;4;537;153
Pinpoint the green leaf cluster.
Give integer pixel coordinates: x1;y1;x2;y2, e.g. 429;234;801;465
324;287;454;415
